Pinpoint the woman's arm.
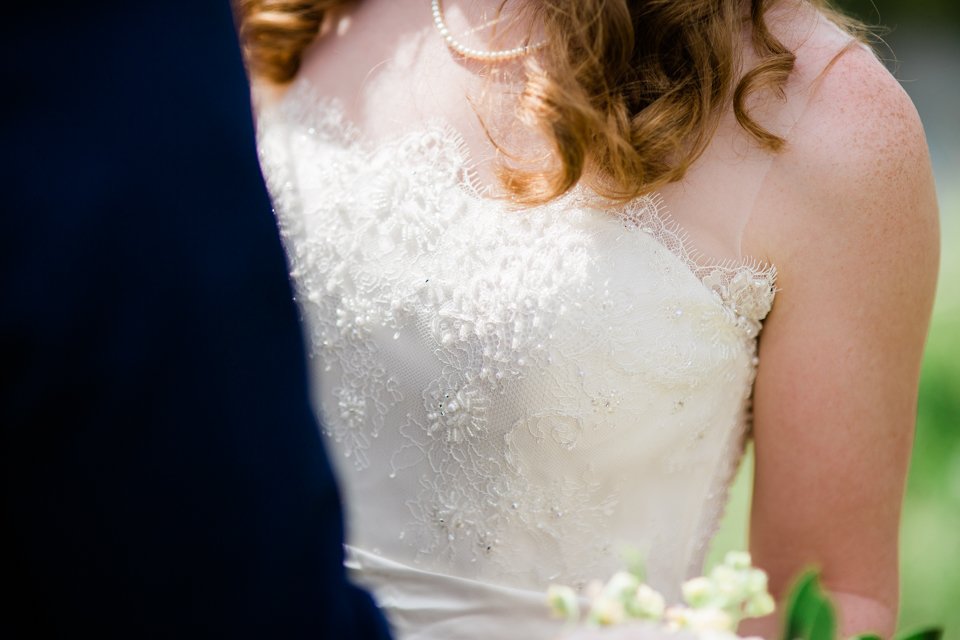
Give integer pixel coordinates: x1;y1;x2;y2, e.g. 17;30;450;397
743;45;939;638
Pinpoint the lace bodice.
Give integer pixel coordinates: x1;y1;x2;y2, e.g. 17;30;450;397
256;80;776;639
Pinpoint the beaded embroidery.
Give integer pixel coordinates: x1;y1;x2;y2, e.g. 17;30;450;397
257;80;775;589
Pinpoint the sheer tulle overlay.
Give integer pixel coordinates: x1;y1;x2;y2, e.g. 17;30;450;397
256;77;781;638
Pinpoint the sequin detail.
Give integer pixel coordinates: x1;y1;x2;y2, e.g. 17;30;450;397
257;82;775;591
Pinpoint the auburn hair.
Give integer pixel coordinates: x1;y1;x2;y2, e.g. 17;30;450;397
234;0;854;205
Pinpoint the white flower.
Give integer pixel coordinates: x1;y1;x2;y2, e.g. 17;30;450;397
710;564;747;607
665;605;691;630
684;607;735;633
626;584;666;620
743;568;768;596
682;576;716;608
667;603;736;634
547;584;580;622
744;592;775;618
724;551;752;570
603;571;641;600
590;595;627;626
548;549;777;637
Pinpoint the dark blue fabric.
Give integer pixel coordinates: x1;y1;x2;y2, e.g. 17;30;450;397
0;2;391;638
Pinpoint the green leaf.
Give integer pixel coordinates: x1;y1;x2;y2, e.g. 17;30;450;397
807;594;837;640
782;570;838;640
781;572;943;640
895;628;944;640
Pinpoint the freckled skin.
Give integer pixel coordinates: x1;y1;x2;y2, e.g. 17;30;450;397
741;35;939;640
268;1;939;637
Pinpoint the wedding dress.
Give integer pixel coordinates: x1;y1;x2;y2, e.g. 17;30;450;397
254;6;851;637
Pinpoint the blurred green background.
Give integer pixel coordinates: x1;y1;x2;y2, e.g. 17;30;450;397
710;1;960;638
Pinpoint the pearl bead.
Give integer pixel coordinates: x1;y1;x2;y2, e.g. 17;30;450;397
431;0;544;63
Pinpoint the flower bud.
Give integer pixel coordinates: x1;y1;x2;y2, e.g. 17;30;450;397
627;583;666;620
665;605;692;630
685;607;735;633
604;571;641;601
724;551;752;570
590;595;626;626
710;565;744;603
744;592;776;618
682;576;715;608
546;584;580;622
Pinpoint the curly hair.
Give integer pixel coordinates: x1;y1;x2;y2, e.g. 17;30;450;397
234;0;857;205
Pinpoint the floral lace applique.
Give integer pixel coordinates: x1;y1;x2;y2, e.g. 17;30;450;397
256;83;777;589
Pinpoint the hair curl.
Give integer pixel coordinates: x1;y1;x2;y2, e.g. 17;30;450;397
234;0;855;205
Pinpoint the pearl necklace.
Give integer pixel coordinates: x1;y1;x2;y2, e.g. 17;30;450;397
431;0;544;62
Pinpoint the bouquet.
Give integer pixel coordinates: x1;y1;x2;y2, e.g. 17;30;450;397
547;552;941;640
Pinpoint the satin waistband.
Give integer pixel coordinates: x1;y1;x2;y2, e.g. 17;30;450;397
345;546;570;640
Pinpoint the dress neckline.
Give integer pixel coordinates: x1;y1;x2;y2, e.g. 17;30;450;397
255;76;778;332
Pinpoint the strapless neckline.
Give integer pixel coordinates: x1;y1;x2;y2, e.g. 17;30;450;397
255;76;776;639
257;78;777;306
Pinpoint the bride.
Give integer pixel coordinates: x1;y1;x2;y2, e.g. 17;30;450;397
239;0;938;637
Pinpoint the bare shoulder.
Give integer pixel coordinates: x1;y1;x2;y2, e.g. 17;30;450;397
747;41;938;272
790;44;930;200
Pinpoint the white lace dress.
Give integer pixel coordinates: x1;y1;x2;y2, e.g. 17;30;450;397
256;81;776;640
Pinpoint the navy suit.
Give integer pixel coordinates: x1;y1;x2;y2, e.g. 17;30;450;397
1;2;390;637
